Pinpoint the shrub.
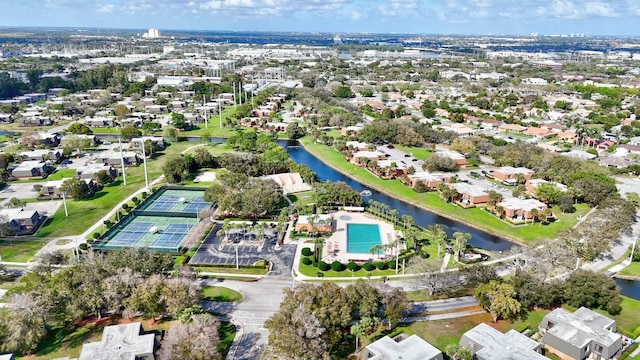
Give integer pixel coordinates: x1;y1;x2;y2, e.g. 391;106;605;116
131;196;140;205
301;247;313;256
375;261;387;270
347;262;360;271
388;259;397;270
363;262;375;271
92;232;101;239
122;204;130;212
331;261;345;272
141;191;148;199
78;243;88;250
318;261;330;271
302;257;312;266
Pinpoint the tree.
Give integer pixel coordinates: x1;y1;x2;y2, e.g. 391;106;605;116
408;257;459;296
62;135;92;157
162;155;189;183
171;112;189;130
96;169;114;186
334;85;354;98
192;148;215;169
120;126;142;141
427;224;447;258
380;285;410;330
286;122;306;140
475;280;522;322
204;172;282;219
423;154;458;172
452;232;471;262
26;68;43;91
159;314;222;360
6;197;24;209
445;344;473;360
60;177;91;200
67;122;92;135
450;138;476;154
112;104;130;119
535;182;563;204
163;126;178;142
564;270;622;315
558;194;575;213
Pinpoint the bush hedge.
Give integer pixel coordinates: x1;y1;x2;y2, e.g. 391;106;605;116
363;262;375;271
78;243;88;250
92;232;101;239
375;261;387;270
331;261;345;272
318;261;330;271
388;259;397;270
301;247;313;256
347;262;360;271
302;257;312;265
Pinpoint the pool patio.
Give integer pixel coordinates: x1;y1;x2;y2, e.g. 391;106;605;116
321;211;400;263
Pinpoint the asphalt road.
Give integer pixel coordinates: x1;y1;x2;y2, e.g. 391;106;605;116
410;296;478;314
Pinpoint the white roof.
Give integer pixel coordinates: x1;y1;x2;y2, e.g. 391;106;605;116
408;171;448;181
0;208;38;221
498;197;546;211
464;323;546;360
13;160;46;171
79;323;155;360
449;182;488;197
364;334;442;360
542;307;619;348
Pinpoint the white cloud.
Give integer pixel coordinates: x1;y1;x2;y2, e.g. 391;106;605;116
585;2;619;17
96;4;114;13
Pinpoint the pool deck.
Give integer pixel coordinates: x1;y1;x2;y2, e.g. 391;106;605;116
322;211;400;263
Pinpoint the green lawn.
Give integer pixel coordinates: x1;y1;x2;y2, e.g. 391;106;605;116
617;262;640;277
299;137;589;243
0;240;47;262
201;286;243;302
394;145;434;160
36;142;197;238
298;256;404;278
47;169;77;181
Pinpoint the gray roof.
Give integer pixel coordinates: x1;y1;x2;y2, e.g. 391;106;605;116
79;323;155;360
541;307;619;348
364;334;442;360
464;323;547;360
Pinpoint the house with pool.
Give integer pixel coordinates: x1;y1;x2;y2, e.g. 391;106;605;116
320;210;402;263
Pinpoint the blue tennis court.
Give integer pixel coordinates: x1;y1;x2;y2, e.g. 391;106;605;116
141;189;210;214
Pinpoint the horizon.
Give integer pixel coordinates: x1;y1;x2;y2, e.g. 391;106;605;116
2;0;640;37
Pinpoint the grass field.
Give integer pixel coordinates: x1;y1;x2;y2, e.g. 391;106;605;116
394;145;434;160
617;262;640;278
47;169;77;180
0;240;47;262
36;142;197;238
201;286;243;302
299;137;589;243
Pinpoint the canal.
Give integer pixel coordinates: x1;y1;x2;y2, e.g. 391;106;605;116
279;140;513;251
616;278;640;301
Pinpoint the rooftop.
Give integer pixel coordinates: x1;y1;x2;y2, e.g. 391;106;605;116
498;197;546;211
464;323;547;360
542;307;620;348
495;166;534;175
449;182;489;197
79;323;155;360
364;334;442;360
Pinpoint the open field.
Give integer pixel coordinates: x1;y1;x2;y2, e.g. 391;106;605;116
394;145;434;160
202;285;243;302
0;240;48;262
617;262;640;278
299;137;589;243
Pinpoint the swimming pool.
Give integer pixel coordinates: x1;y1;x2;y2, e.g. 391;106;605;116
346;223;382;254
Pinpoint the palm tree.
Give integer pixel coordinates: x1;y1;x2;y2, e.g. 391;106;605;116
530;208;539;226
401;214;414;230
452;232;472;263
389;209;399;225
428;224;448;258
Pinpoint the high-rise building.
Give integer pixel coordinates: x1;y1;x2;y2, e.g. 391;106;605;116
142;28;161;39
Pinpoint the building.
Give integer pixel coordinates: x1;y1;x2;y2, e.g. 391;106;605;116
405;171;450;189
524;127;555;139
0;208;42;234
525;179;568;197
448;182;490;207
436;149;468;167
295;214;333;233
97;151;140;167
496;198;547;222
79;322;158;360
19;149;62;162
76;164;117;180
351;150;387;164
539;307;622;360
498;124;527;134
142;28;161;39
262;172;312;194
522;77;549;85
362;334;443;360
10;161;53;179
131;136;165;150
492;166;534;184
460;323;547;360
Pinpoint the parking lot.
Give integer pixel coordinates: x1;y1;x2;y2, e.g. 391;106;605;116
190;223;296;276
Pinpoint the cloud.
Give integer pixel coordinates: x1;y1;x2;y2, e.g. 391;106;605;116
96;4;114;13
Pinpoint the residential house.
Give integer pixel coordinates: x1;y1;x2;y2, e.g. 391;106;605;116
351;150;387;165
19;149;62;162
295;214;333;233
438;123;476;138
79;322;158;360
596;140;616;152
18;132;59;147
522;77;549;85
340;124;364;136
525;179;568;197
562;150;597;161
40;178;98;198
448;183;490;207
361;334;443;360
498;124;527;134
436;149;468;167
82;117;115;128
618;144;640;156
10;161;53;179
599;157;633;169
539;307;622;360
362;101;386;113
0;208;42;234
496;197;547;222
542;122;567;133
524;126;555;139
460;323;547;360
76;164;117;181
62;134;98;147
346;141;371;151
97;151;140;167
466;116;501;129
145;104;169;114
537;143;563;153
558;131;579;144
405;171;450;189
492;166;534;184
130;136;165;150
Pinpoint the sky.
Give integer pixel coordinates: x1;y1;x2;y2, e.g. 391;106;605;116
1;0;639;36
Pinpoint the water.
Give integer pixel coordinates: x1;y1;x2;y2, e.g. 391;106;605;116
279;140;513;251
616;278;640;301
347;223;382;254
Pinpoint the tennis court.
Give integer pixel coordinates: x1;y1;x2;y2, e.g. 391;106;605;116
139;189;210;215
94;186;211;253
